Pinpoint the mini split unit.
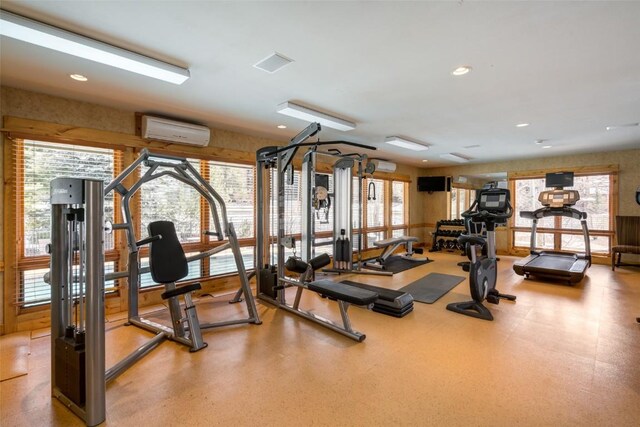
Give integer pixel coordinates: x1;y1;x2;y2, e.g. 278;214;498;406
141;116;210;147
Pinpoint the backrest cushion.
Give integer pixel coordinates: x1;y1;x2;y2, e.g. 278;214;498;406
615;216;640;247
148;221;189;284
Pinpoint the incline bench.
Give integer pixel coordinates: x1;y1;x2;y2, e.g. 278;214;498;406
363;235;425;270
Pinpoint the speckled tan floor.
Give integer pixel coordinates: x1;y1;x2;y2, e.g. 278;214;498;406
1;252;639;426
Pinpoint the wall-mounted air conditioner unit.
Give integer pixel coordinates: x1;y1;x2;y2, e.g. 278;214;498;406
141;115;210;147
370;159;397;173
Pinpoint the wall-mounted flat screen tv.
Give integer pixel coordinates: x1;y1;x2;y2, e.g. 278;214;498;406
418;176;451;192
545;172;574;188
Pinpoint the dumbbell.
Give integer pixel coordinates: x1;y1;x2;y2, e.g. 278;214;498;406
437;239;445;251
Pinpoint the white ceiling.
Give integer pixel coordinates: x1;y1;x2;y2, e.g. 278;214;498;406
1;1;639;167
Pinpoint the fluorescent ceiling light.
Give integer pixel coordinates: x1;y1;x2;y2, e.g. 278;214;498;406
0;10;190;84
384;136;429;151
440;153;470;163
605;123;639;130
277;102;356;131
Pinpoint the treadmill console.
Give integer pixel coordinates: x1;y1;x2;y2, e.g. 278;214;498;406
538;189;580;208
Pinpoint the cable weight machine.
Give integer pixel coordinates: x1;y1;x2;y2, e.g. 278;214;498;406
49;178;105;426
255;123;389;341
49;150;262;425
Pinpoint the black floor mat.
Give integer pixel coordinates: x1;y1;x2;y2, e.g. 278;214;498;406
363;255;433;274
398;273;465;304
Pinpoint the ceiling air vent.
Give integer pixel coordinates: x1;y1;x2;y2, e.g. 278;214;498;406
254;52;293;73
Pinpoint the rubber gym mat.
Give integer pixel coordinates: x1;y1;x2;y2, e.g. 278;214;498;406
398;273;465;304
363;255;433;274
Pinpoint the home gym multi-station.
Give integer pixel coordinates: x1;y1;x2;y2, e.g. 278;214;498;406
41;119;625;426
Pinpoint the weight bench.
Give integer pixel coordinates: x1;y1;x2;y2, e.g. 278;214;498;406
364;235;425;270
280;254;378;342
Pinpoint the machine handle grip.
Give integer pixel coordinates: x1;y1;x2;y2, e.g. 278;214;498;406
458;234;486;247
136;235;162;247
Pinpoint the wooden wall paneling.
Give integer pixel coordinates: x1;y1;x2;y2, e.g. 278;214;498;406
3;136;17;332
2;117;256;164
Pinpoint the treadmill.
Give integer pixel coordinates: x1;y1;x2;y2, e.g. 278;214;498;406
513;172;591;284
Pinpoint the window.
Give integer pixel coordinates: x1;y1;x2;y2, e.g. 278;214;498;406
140;158;202;244
366;178;385;228
209;161;255;238
16;140;121;307
391;181;408;236
512;173;614;255
209;247;255;276
450;187;472;220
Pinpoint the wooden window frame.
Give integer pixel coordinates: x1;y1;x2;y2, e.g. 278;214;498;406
508;167;618;258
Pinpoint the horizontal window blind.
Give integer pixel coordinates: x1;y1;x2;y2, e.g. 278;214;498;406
18;140;117;256
15;139;121;307
209;161;255;239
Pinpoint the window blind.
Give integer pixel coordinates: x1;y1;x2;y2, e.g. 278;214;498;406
14;139;121;307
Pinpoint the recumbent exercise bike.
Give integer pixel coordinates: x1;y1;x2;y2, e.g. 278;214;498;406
447;188;516;321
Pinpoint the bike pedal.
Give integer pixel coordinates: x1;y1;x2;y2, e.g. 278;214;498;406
486;295;500;304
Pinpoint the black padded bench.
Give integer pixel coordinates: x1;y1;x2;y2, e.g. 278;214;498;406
308;280;378;306
281;276;379;342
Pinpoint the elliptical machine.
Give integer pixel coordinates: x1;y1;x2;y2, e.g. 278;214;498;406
447;188;515;321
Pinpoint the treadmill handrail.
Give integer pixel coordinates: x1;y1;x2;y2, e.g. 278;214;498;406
520;206;586;221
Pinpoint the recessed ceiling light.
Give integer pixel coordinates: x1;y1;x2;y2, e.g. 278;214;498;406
422;159;429;162
384;136;429;151
542;145;552;149
277;124;287;129
70;73;88;81
452;66;472;76
516;123;530;128
605;123;639;130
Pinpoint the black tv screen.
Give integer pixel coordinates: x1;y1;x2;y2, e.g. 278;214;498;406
545;172;574;188
418;176;450;192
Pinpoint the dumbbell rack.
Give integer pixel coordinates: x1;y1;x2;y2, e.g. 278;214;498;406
429;219;466;253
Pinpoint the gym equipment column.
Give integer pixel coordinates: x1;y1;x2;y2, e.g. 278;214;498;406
333;158;354;270
50;178;105;426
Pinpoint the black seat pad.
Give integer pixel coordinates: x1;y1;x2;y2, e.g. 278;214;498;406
308;280;378;305
161;283;202;300
148;221;188;284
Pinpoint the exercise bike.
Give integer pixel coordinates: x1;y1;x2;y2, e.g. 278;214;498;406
447;188;516;321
